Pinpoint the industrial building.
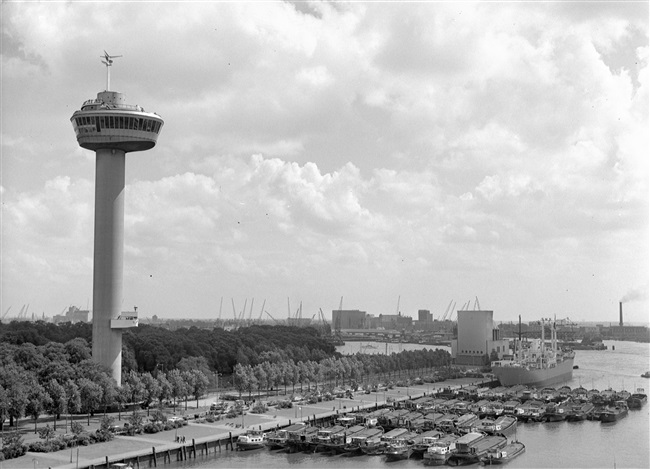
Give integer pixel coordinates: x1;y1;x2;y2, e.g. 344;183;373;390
53;306;89;324
451;310;509;366
332;309;368;330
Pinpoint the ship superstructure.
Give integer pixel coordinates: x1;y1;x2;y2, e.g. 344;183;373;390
491;317;575;387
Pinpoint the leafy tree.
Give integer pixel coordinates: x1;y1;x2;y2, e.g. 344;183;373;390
96;373;118;415
123;370;145;413
70;420;83;436
116;384;131;420
167;369;189;412
26;383;51;432
64;337;92;364
97;415;115;442
0;386;9;432
156;372;173;407
253;364;267;398
78;378;102;425
140;372;160;415
2;364;30;428
126;412;144;435
179;370;193;409
64;379;81;432
234;364;257;399
44;378;67;430
37;424;56;443
187;369;209;408
177;356;211;377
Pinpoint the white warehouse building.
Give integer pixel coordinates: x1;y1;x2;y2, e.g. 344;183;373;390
451;310;509;366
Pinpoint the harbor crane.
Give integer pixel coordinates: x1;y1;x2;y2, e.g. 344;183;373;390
265;310;279;324
248;298;255;320
257;299;266;322
440;300;454;321
240;298;248;320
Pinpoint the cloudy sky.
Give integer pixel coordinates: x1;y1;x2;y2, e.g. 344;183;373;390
2;1;648;325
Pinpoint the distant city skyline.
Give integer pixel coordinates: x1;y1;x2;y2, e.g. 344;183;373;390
2;2;648;325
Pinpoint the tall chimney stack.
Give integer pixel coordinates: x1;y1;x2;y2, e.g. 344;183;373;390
619;301;623;326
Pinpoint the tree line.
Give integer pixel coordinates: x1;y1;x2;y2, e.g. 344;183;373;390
0;321;336;374
233;347;453;398
0;321;453;437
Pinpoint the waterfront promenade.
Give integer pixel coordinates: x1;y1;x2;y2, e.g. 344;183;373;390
5;378;484;469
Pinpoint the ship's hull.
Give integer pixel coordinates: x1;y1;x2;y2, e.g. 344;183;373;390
491;356;574;387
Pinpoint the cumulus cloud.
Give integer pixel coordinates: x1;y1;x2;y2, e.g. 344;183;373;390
1;2;647;322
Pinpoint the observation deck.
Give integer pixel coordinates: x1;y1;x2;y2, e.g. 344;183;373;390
110;311;139;329
71;91;164;152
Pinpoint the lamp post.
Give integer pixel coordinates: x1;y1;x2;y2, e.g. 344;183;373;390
300;406;303;421
215;372;222;401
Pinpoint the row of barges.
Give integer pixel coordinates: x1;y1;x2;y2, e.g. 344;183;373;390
235;383;645;464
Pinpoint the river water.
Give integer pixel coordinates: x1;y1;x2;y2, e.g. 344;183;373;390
171;340;650;468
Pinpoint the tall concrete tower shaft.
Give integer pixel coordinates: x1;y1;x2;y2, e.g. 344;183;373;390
92;148;126;382
71;59;163;385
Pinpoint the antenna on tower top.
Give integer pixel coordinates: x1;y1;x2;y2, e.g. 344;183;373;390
100;50;122;91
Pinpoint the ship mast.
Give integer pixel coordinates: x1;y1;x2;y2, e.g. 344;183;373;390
552;315;557;356
539;318;545;368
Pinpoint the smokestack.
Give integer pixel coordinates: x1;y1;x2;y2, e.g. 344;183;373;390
619;302;623;326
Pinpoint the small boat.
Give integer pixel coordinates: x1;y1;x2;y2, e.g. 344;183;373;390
265;423;305;450
600;401;629;423
641;371;650;378
448;434;507;466
566;402;595;422
627;389;647;409
342;427;383;455
311;425;346;452
543;402;569;422
286;426;319;452
489;415;518;437
410;430;443;458
383;431;418;462
423;434;458;466
361;427;407;455
455;412;480;434
236;429;266;451
318;425;366;454
481;441;526;465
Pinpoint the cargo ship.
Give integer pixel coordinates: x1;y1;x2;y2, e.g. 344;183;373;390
491;317;575;387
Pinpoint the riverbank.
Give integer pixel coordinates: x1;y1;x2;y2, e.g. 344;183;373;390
5;377;487;469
